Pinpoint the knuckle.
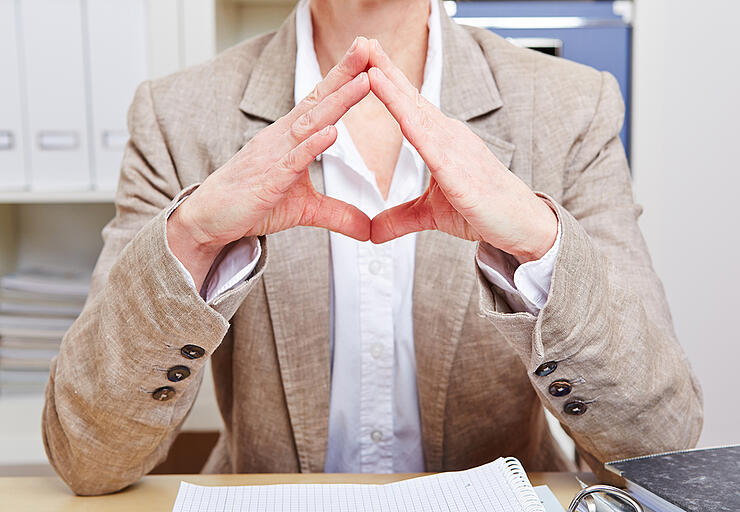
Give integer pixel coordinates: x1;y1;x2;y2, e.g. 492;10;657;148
438;150;454;170
255;180;285;207
413;201;429;227
301;88;321;110
401;106;433;133
301;108;315;127
380;215;397;239
333;59;350;79
416;106;434;131
399;111;415;131
279;150;300;173
300;200;317;225
289;117;312;142
340;206;354;228
288;150;305;171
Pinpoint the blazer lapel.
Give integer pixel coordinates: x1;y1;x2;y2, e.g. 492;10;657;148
414;7;518;471
239;11;332;473
261;210;332;474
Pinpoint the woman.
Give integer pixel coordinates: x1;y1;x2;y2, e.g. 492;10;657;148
43;0;701;495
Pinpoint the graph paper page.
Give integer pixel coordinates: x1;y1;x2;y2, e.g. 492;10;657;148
172;457;545;512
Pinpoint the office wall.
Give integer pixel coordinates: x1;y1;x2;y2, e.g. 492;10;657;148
632;0;740;447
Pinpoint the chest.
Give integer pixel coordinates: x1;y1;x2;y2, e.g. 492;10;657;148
342;94;404;199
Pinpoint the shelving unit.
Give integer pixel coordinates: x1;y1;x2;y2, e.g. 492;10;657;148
0;201;114;466
0;0;295;471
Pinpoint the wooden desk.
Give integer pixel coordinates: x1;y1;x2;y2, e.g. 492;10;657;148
2;472;588;511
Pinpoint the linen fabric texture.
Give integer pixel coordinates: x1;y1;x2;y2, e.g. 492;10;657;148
42;3;702;496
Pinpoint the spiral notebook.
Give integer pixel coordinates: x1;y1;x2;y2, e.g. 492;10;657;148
172;457;546;512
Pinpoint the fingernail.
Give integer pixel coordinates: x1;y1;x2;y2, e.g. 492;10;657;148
349;37;359;53
321;125;332;135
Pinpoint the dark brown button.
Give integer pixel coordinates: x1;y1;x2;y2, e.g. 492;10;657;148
534;361;557;377
181;344;205;359
564;400;587;415
167;365;191;382
549;379;572;397
153;386;175;401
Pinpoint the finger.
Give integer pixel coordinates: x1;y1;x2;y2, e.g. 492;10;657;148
281;36;370;128
272;125;337;181
368;39;418;98
282;72;369;153
368;66;443;165
370;196;435;244
302;193;372;242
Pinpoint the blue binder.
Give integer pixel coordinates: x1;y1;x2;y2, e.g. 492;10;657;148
451;1;632;159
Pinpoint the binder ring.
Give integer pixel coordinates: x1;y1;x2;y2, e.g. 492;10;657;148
568;484;644;512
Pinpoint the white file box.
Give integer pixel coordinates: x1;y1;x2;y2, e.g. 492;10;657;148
86;0;148;192
0;0;28;190
19;0;91;191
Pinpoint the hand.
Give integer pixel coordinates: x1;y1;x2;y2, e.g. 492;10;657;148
168;37;373;289
367;41;558;263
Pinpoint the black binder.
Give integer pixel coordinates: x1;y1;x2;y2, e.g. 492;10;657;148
603;445;740;512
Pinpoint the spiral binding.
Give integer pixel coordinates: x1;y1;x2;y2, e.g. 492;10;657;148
500;457;546;512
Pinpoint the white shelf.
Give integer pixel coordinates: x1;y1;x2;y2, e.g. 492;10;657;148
0;394;48;465
0;190;115;204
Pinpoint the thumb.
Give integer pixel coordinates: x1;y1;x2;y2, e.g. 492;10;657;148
301;192;372;241
371;196;435;244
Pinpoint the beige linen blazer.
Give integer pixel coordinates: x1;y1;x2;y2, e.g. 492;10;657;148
42;6;702;496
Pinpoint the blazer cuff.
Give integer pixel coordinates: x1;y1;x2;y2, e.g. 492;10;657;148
161;185;268;322
477;192;607;373
476;217;561;315
96;189;269;400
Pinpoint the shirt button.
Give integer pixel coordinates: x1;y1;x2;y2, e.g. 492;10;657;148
167;365;191;382
368;260;383;275
534;361;557;377
153;386;175;401
564;400;587;415
181;344;205;359
370;343;384;359
370;430;383;443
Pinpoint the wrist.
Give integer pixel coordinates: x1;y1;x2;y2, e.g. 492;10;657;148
511;198;558;264
172;196;225;252
167;200;224;291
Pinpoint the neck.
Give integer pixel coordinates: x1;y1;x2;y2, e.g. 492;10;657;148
310;0;430;88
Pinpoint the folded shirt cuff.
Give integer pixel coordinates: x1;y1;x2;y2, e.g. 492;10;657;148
202;237;261;301
476;219;562;315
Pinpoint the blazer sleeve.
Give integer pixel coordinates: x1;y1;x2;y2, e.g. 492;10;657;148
41;81;267;495
477;72;703;472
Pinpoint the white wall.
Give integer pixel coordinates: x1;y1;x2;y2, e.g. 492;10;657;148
215;0;295;53
632;0;740;447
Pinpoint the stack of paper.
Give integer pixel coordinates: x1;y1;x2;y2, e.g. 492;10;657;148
0;269;88;396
